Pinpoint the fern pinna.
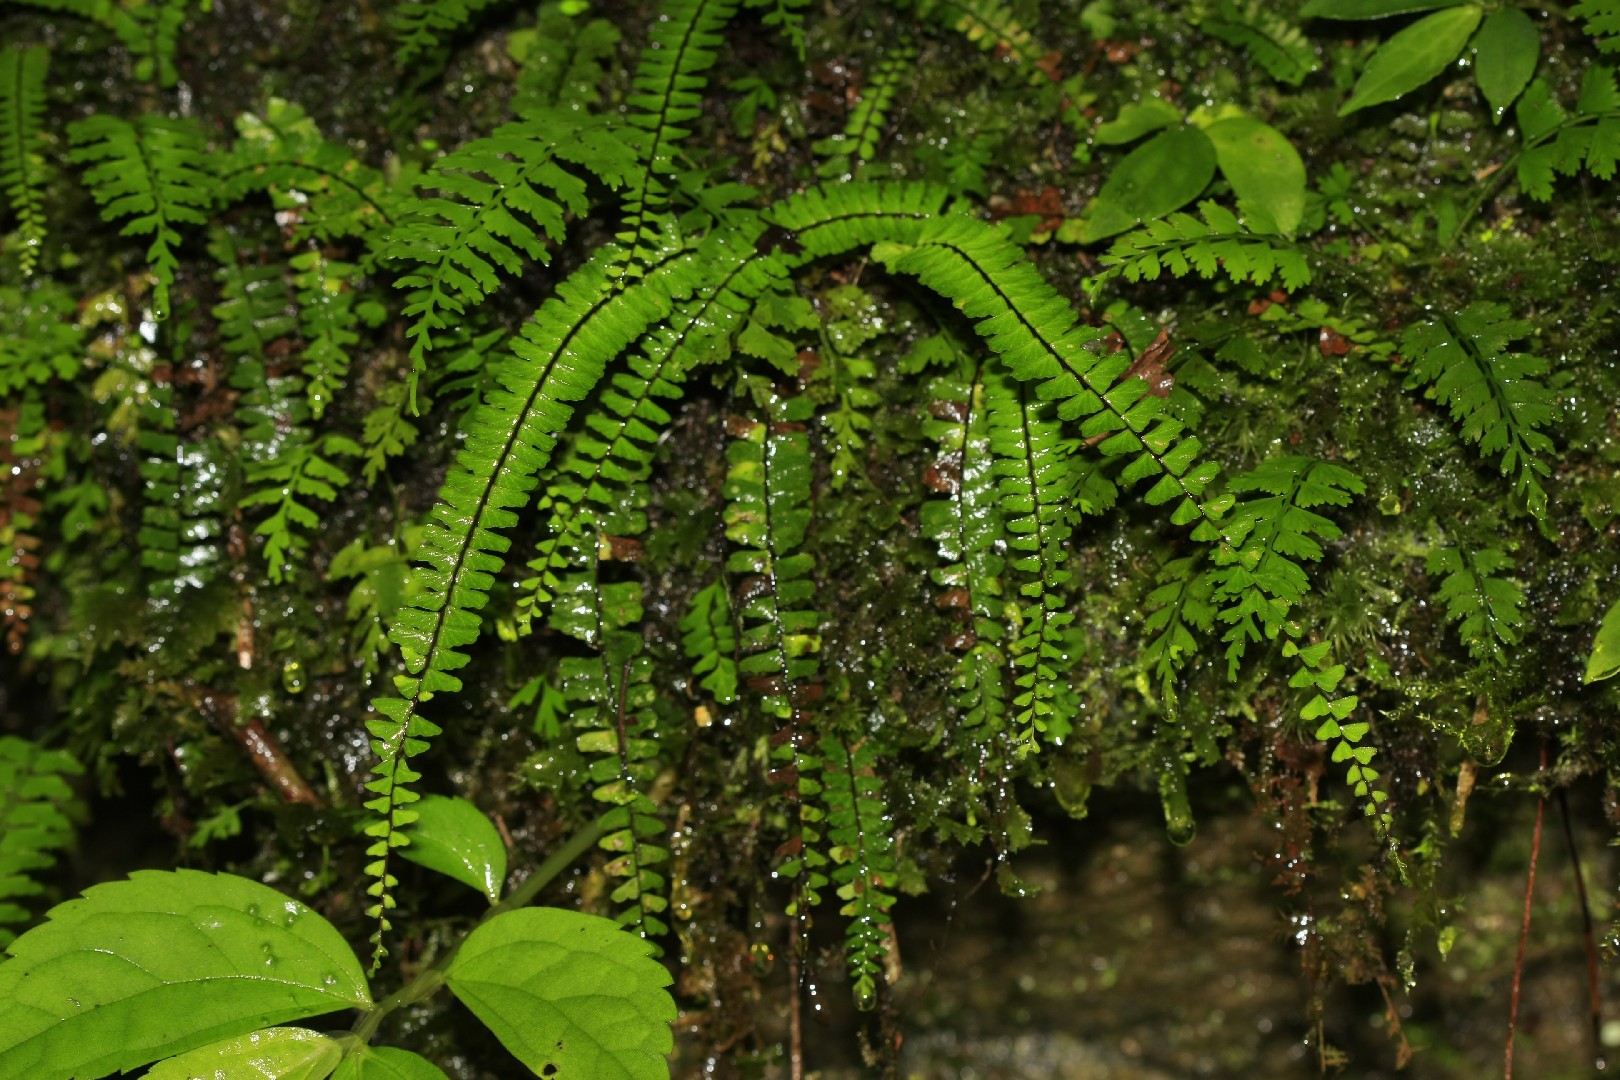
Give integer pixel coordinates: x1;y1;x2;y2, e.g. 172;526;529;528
0;736;84;947
0;46;49;277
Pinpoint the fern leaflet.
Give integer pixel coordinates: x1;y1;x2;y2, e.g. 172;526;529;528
292;249;376;420
1202;2;1319;86
821;736;898;1010
509;4;621;112
67;114;212;319
1288;638;1394;838
681;580;739;705
1096;201;1312;290
1572;1;1620;53
1427;542;1525;666
0;736;84;947
1141;553;1216;698
1;46;50;276
1399;302;1557;519
814;48;914;180
392;0;507;65
1515;66;1620;200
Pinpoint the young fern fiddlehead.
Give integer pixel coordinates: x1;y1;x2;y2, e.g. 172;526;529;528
0;45;50;276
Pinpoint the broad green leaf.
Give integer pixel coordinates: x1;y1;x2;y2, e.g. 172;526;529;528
0;870;371;1080
1586;597;1620;683
1081;126;1216;242
1301;0;1464;19
1094;98;1181;146
330;1047;451;1080
400;794;508;903
1204;117;1307;235
1473;6;1539;121
144;1027;343;1080
446;907;675;1080
1339;6;1483;116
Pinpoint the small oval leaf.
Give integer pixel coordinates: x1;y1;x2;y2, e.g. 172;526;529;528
144;1027;343;1080
330;1046;451;1080
1473;6;1539;122
1094;98;1182;146
1081;126;1216;242
446;907;675;1080
1339;6;1483;116
1585;597;1620;684
400;794;508;903
0;870;372;1080
1302;0;1464;19
1204;117;1307;235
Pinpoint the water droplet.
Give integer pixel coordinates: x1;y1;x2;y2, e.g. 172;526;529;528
282;659;305;694
1158;759;1197;847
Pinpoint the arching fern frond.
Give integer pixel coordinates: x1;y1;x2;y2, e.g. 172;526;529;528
67;113;213;319
391;111;638;397
1427;542;1525;666
1399;302;1556;520
1096;201;1312;290
1202;2;1319;87
618;0;740;271
1515;66;1620;200
821;735;897;1010
0;736;84;948
1;46;50;276
1208;455;1364;676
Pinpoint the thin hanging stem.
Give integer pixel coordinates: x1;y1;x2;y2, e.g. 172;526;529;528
1504;741;1548;1080
1557;787;1604;1070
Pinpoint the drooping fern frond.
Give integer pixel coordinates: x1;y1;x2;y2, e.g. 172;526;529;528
1207;455;1365;677
0;736;84;947
67;113;212;318
392;0;508;66
226;100;398;255
1287;638;1394;838
743;0;811;56
1201;2;1319;87
1096;201;1312;291
1572;1;1620;53
1;46;50;276
292;248;376;420
920;361;1008;736
509;3;621;112
724;396;828;915
1427;542;1525;666
821;735;898;1010
814;47;915;181
985;369;1076;752
390;111;638;397
8;0;182;86
135;388;228;600
1141;553;1216;699
617;0;740;271
920;0;1054;86
1514;66;1620;200
680;579;738;705
1399;302;1557;520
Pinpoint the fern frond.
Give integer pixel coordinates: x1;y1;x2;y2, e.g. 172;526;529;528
1288;638;1394;840
985;369;1076;752
618;0;740;270
1515;67;1620;200
725;396;828;913
360;381;421;484
680;579;738;705
744;0;811;55
1208;455;1364;677
292;249;374;420
1202;2;1319;87
391;111;638;394
509;3;621;112
1141;553;1215;697
123;0;188;87
135;388;228;598
1;46;50;276
814;48;914;180
227;100;398;254
871;214;1232;542
1427;542;1525;666
392;0;507;65
922;0;1053;86
0;279;83;394
920;361;1008;735
361;245;690;966
1399;302;1557;519
821;736;898;1010
1572;0;1620;53
1097;201;1312;290
67;113;213;318
0;736;84;947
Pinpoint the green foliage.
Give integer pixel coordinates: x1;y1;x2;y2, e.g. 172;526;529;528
0;737;83;948
1399;301;1557;519
815;46;914;179
1472;6;1539;122
1427;543;1525;666
1202;2;1319;86
1338;6;1481;116
399;794;508;903
1514;65;1620;200
1095;200;1312;288
144;1028;344;1080
821;736;898;1009
392;0;506;65
680;579;739;704
0;46;49;276
1572;0;1620;53
1588;596;1620;683
1080;125;1216;242
67;114;212;318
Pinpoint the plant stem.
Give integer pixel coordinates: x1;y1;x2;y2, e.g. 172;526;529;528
350;814;607;1044
1504;742;1547;1080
